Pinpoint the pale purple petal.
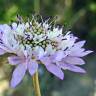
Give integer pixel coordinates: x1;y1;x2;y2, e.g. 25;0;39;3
46;64;64;80
28;60;38;76
52;50;64;62
0;45;12;52
74;41;86;48
3;24;11;32
69;41;86;57
60;63;86;73
40;57;51;65
77;50;93;57
8;56;23;65
69;48;85;57
10;64;27;88
70;47;85;54
0;48;6;55
69;50;93;57
64;56;85;65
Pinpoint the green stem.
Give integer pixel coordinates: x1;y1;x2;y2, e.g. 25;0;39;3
32;71;41;96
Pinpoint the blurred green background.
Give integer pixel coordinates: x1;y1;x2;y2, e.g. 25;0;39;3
0;0;96;96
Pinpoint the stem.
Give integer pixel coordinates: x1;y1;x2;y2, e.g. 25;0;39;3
32;71;41;96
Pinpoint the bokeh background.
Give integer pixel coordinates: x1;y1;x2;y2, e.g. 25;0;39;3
0;0;96;96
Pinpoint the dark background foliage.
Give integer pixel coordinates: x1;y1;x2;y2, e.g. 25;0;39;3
0;0;96;96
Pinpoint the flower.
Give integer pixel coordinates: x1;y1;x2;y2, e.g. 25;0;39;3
0;15;93;88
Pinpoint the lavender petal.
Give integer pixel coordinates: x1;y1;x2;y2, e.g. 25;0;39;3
40;57;51;65
46;63;64;80
28;60;38;76
69;48;84;57
52;50;64;62
74;41;86;48
10;64;27;88
0;48;6;55
61;63;86;73
77;50;93;57
64;56;85;65
8;56;23;65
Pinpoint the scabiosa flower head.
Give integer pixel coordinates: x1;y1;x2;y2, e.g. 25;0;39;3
0;15;93;88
